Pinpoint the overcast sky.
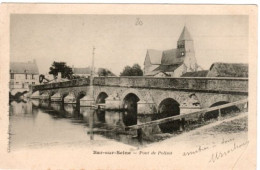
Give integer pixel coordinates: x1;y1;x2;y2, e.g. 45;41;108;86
10;15;248;75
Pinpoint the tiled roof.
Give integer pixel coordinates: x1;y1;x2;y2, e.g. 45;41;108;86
10;62;39;74
144;70;161;76
207;63;248;77
146;49;163;65
73;67;91;74
154;64;182;72
161;49;184;65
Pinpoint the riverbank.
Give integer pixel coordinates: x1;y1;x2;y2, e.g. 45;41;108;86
145;112;248;149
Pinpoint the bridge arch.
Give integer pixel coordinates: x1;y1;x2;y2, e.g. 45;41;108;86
13;90;29;98
204;95;230;108
204;101;240;120
76;91;86;98
121;89;143;102
60;92;69;102
122;93;140;112
21;90;28;95
154;98;181;133
39;91;46;95
13;92;22;99
96;92;109;104
158;98;180;116
76;91;86;103
49;91;56;97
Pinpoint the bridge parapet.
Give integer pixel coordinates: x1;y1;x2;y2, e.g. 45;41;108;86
32;76;248;94
93;77;248;93
32;78;90;91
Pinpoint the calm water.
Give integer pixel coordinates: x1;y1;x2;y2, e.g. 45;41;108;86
9;99;180;151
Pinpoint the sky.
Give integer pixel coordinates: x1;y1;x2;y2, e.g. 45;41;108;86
10;15;248;75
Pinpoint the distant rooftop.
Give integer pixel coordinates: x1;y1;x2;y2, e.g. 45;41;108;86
72;67;91;74
10;61;39;74
207;62;248;77
181;63;248;78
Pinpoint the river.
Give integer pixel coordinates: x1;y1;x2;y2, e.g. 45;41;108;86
9;99;180;151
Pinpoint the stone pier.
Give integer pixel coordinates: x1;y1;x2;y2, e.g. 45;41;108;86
31;91;40;99
40;93;50;100
137;100;156;114
80;96;95;107
51;92;62;102
105;95;121;110
64;93;76;104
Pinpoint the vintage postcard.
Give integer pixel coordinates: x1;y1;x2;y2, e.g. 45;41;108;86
0;4;257;169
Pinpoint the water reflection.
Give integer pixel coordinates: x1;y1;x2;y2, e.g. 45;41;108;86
10;101;34;117
122;110;137;126
9;99;180;150
31;99;39;107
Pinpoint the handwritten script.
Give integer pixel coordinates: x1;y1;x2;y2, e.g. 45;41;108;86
183;145;210;156
209;140;249;163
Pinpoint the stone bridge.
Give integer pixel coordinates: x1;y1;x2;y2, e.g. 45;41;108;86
31;77;248;115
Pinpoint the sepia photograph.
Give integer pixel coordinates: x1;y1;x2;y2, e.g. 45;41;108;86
0;4;257;169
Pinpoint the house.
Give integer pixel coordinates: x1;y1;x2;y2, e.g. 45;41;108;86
181;63;248;78
144;26;198;77
72;66;92;78
9;60;39;95
206;63;248;77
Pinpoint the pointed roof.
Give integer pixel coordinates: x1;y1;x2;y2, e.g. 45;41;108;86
146;49;163;65
178;26;193;41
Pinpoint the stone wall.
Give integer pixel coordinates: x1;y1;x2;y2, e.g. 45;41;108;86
33;76;248;94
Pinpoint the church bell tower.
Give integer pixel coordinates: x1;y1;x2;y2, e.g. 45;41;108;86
177;26;197;72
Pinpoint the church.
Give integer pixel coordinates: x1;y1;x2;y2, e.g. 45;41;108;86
144;26;199;77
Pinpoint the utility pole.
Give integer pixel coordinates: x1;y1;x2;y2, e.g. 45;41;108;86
90;46;95;85
91;46;95;79
78;46;96;107
89;46;95;100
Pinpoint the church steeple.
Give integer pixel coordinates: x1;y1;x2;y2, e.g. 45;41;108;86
177;26;197;72
177;26;195;57
178;26;193;41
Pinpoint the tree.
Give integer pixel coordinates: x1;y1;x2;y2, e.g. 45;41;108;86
49;61;73;79
97;68;116;77
120;64;143;76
